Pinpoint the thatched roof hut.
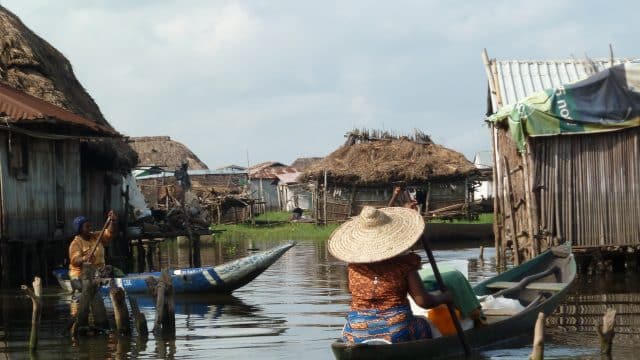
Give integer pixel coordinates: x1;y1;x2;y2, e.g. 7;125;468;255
130;136;208;170
291;157;322;171
0;5;137;170
302;130;475;186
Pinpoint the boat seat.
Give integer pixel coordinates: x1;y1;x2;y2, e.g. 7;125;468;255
482;308;523;317
486;281;567;292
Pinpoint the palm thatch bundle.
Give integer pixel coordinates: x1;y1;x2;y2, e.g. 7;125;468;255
130;136;208;170
0;5;137;170
301;129;476;186
291;157;322;171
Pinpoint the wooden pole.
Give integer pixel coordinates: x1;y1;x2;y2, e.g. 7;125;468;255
20;276;41;352
420;234;471;356
491;125;504;266
109;279;131;336
146;270;175;337
128;295;148;338
323;170;328;225
503;156;521;265
73;264;98;336
529;312;545;360
521;143;539;257
597;308;616;356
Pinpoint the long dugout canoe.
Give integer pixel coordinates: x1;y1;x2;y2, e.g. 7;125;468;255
53;242;296;295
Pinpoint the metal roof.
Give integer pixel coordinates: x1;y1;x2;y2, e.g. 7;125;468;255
486;57;638;109
0;82;118;136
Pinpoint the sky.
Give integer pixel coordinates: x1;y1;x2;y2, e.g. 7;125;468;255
3;0;639;168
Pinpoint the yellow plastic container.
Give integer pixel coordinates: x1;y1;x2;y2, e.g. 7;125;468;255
425;304;462;336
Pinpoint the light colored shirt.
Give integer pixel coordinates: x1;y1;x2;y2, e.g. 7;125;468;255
68;229;113;278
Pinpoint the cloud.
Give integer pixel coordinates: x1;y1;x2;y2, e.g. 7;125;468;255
153;4;257;55
3;0;639;168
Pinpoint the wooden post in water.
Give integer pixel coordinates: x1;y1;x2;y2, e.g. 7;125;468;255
109;279;131;336
21;276;41;352
529;312;545;360
146;270;175;337
597;308;617;356
72;263;109;337
128;295;148;338
323;170;328;225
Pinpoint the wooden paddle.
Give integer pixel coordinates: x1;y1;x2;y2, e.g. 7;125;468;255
87;216;113;260
420;233;472;356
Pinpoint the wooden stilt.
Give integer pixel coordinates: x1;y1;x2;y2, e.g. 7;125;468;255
20;276;41;352
109;279;131;336
146;270;175;337
128;295;148;338
529;312;545;360
73;264;98;336
597;308;617;356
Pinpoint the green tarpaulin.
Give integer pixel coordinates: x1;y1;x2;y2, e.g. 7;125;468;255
488;62;640;151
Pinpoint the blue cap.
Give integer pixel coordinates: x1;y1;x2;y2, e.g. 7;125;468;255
73;216;89;235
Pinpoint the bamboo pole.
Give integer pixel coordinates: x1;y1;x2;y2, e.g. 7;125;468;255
503;156;521;265
529;312;545;360
490;126;502;266
109;279;131;336
523;141;540;256
521;144;536;258
20;276;41;352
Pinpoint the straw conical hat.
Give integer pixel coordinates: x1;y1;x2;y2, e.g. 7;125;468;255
328;206;425;263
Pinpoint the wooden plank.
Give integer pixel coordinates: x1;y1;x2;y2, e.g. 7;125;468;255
486;281;568;292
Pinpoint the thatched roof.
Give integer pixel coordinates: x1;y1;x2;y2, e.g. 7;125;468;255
130;136;208;170
0;6;137;170
291;157;322;171
301;130;476;186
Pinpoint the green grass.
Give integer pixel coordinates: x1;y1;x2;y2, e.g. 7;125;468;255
212;211;338;240
426;212;494;224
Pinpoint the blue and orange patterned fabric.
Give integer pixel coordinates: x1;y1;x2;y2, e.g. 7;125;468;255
342;305;432;343
343;253;432;343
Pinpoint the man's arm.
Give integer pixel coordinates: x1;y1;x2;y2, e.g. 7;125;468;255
98;210;118;246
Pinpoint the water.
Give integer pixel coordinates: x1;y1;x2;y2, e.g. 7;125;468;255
0;238;639;359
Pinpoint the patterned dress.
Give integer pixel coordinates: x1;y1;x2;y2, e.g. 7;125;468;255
342;253;432;343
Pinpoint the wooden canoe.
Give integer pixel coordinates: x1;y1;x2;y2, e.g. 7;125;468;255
331;244;576;359
53;242;295;295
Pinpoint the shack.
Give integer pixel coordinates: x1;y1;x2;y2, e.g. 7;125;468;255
483;49;640;265
130;137;253;224
0;6;137;285
301;130;477;222
249;162;299;211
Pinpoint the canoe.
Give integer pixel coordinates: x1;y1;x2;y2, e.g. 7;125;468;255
53;242;295;295
331;244;576;359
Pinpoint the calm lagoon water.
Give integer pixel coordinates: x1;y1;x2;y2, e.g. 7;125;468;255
0;237;638;359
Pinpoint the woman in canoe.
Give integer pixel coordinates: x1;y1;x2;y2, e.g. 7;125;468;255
68;211;117;280
329;206;452;344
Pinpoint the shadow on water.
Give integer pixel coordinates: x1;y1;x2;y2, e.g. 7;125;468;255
0;237;639;359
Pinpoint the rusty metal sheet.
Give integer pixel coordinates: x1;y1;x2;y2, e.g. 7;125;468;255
0;82;119;136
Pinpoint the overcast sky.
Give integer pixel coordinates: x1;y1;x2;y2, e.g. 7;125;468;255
4;1;639;168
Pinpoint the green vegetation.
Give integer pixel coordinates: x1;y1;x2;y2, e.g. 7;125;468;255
427;212;494;224
212;211;338;240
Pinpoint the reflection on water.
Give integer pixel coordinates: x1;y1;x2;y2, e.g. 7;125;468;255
0;238;638;359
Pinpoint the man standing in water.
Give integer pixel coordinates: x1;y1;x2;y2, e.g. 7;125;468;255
68;210;118;280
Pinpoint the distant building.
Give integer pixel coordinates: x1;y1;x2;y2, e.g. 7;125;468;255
300;129;477;222
473;151;493;200
249;162;311;211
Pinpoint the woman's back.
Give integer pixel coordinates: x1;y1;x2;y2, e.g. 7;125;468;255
348;253;421;311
